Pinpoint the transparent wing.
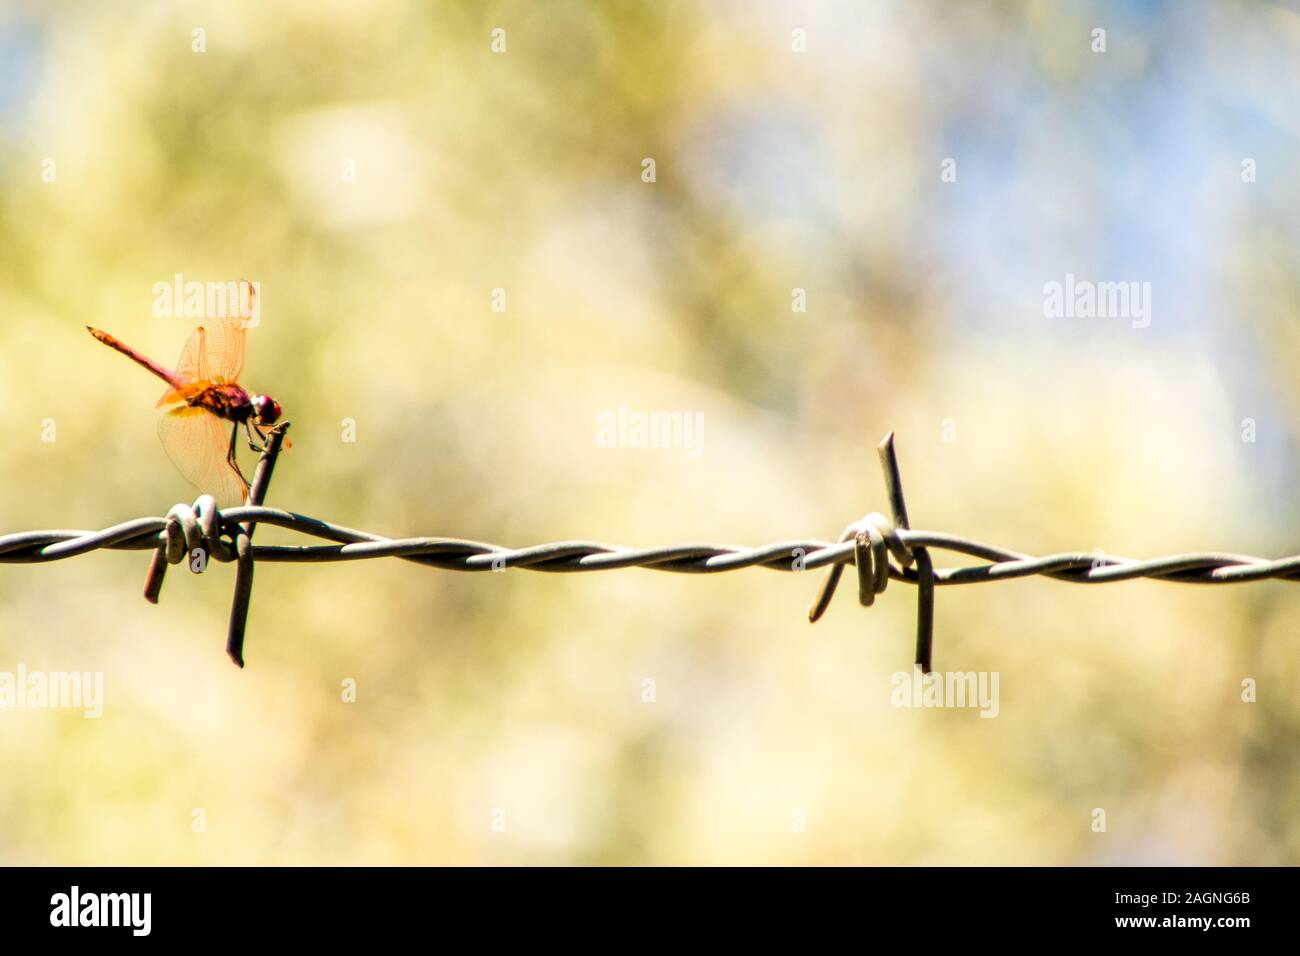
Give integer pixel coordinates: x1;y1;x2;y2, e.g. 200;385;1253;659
195;314;247;383
156;326;208;407
200;279;254;382
154;281;253;405
157;407;249;508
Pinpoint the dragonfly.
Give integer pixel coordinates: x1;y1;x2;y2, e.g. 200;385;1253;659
87;285;282;508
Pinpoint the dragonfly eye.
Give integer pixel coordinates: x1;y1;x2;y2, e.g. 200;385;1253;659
253;395;282;425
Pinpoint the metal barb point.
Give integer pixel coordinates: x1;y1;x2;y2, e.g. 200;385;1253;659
808;433;937;673
136;420;292;666
876;432;936;674
226;421;291;667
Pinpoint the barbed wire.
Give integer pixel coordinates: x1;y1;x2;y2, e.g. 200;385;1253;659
14;507;1300;582
2;427;1294;671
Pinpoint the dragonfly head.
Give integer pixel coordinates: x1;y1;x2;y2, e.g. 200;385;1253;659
251;394;282;426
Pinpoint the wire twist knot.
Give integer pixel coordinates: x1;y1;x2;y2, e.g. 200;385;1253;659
157;495;237;568
808;512;913;617
804;433;938;672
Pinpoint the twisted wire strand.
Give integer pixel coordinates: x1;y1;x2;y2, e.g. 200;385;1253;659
3;505;1300;584
9;428;1285;672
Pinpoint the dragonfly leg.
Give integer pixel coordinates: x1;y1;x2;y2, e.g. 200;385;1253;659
228;421;253;491
243;420;266;453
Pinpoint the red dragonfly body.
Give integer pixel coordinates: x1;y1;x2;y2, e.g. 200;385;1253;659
87;288;281;507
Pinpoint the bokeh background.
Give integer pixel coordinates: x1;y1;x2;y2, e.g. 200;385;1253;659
0;0;1296;864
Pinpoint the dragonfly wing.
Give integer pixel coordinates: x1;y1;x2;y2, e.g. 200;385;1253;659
157;326;209;407
157;407;249;508
198;281;253;383
195;315;247;384
155;286;251;405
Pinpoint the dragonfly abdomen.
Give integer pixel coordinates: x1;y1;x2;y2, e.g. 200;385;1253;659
87;327;183;390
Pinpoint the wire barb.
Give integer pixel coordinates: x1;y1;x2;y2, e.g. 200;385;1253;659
131;422;290;668
226;421;291;667
2;431;1297;670
877;432;936;673
805;433;937;671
